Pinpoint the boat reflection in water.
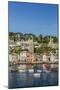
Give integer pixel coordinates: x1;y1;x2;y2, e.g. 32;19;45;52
9;64;58;89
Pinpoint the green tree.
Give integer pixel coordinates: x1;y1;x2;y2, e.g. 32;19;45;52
43;36;50;43
38;34;43;43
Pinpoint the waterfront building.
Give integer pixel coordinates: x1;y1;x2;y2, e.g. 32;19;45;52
19;51;27;62
26;52;35;63
43;53;48;62
9;53;18;63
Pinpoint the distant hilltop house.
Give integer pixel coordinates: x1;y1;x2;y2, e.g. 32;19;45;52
9;39;20;47
9;39;16;47
48;37;58;49
34;41;42;48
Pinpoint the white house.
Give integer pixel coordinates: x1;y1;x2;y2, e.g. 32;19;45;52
9;54;12;62
19;51;27;62
9;53;18;63
43;53;48;62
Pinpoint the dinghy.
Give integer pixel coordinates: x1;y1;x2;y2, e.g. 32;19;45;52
33;73;41;78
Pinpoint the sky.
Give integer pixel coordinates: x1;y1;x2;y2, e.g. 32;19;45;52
8;2;58;36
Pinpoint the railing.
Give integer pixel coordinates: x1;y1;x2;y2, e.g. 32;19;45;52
9;61;58;66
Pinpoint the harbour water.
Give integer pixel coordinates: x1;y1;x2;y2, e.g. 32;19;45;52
8;65;58;88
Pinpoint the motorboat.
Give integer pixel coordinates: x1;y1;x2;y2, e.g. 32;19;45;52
43;69;51;73
37;70;42;73
28;69;34;73
33;73;41;78
18;69;26;72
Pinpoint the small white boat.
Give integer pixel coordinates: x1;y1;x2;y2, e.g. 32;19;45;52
18;69;26;72
37;70;42;73
33;73;41;78
43;69;51;73
28;69;34;73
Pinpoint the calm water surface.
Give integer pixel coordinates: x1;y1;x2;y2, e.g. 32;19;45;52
9;70;58;88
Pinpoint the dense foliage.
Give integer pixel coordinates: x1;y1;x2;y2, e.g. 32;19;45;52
9;32;58;43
